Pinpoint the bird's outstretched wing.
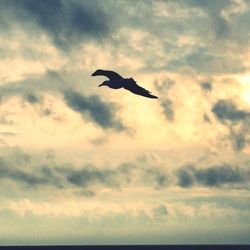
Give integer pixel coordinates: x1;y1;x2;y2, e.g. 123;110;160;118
123;78;158;99
91;69;123;81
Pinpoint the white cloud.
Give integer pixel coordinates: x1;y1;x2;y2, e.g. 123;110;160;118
0;27;65;84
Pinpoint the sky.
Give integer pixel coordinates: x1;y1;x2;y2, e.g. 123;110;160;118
0;0;250;245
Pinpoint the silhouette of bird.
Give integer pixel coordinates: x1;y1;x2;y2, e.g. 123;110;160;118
91;69;158;99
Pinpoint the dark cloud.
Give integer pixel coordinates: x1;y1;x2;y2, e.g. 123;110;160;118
200;82;212;91
195;165;244;187
234;10;250;45
24;93;41;104
143;168;169;188
0;157;72;189
0;71;129;131
161;99;174;121
186;0;230;12
1;148;249;193
64;90;125;131
133;0;248;74
65;164;116;188
154;78;175;93
42;108;52;117
78;190;95;197
0;70;65;102
211;100;250;151
212;100;250;122
0;150;169;193
154;79;175;121
4;0;112;50
176;164;248;188
167;48;245;74
9;149;31;164
176;165;195;188
229;130;247;152
126;0;249;74
183;0;231;38
0;158;54;187
93;163;168;189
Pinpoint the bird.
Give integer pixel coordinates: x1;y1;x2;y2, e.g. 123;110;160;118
91;69;158;99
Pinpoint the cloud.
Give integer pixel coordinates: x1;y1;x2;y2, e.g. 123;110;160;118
0;70;65;101
229;130;247;152
154;78;175;121
212;100;250;122
65;164;116;188
0;150;170;193
90;136;108;146
183;0;231;38
0;157;94;190
24;93;41;104
185;195;250;212
200;82;212;91
0;113;15;125
0;148;249;214
195;165;244;187
0;70;129;132
60;164;121;189
161;99;174;121
167;47;245;74
203;113;211;123
0;159;44;186
141;168;169;189
4;0;112;50
176;165;195;188
176;164;249;188
136;0;248;74
211;100;250;151
152;204;168;220
0;132;16;136
0;157;64;188
154;78;175;93
64;90;125;131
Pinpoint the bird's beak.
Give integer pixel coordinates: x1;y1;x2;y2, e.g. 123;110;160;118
98;83;105;87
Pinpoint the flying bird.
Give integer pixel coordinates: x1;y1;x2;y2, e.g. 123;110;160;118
91;69;158;99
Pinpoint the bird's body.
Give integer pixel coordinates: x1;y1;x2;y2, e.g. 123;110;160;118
103;80;124;89
91;69;158;99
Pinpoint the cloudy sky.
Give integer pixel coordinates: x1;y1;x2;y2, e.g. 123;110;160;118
0;0;250;245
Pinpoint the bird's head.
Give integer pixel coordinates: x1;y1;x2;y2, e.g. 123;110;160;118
98;80;109;87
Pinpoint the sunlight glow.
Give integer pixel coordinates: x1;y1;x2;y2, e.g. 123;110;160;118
239;74;250;105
